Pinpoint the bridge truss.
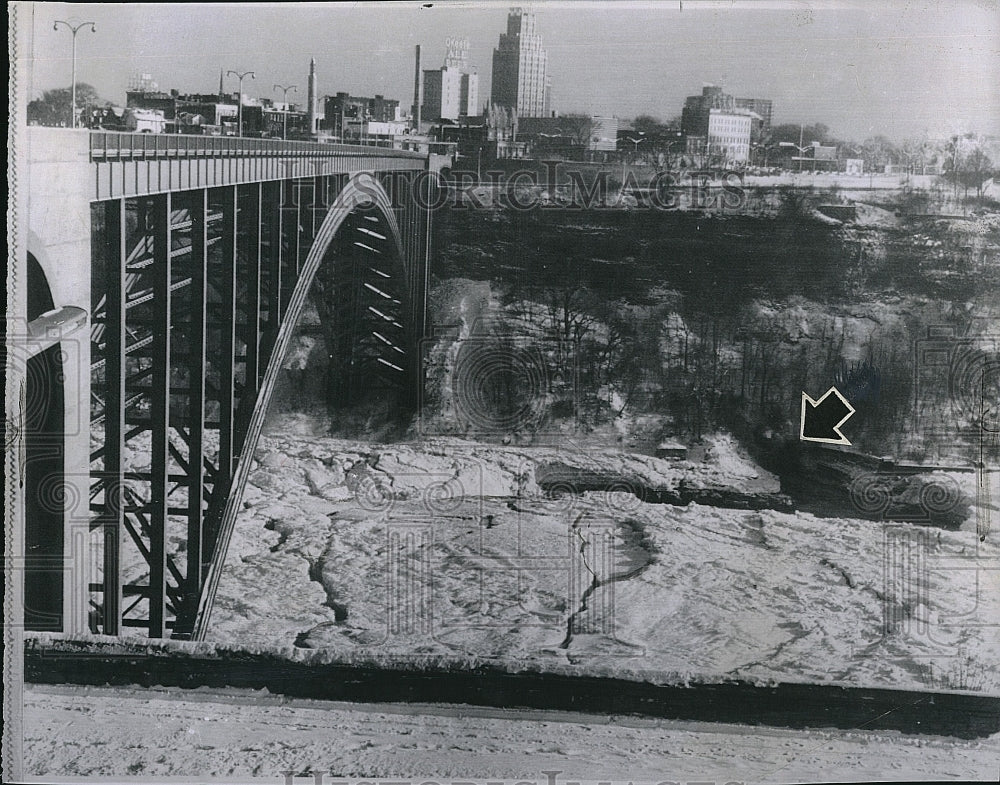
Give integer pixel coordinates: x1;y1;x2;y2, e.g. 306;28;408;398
86;170;433;640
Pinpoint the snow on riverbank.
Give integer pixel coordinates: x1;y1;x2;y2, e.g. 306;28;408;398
208;424;1000;694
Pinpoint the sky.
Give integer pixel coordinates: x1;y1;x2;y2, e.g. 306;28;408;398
16;0;1000;142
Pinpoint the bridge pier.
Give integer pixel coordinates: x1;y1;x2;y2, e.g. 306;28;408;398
24;129;94;636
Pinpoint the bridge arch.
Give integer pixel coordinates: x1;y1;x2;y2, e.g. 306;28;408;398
188;172;416;639
276;172;411;410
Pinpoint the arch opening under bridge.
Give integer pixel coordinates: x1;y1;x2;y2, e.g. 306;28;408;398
23;253;66;632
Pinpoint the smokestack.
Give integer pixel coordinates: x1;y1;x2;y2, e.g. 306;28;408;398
413;45;423;131
307;57;317;136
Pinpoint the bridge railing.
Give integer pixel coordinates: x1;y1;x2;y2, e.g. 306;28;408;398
89;131;425;162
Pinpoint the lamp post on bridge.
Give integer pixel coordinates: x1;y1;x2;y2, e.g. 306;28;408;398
226;69;255;137
273;84;297;140
53;19;96;129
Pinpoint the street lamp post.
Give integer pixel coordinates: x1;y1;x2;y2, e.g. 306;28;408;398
273;84;297;140
848;146;875;191
226;70;255;137
798;122;804;172
664;134;684;170
950;136;961;198
758;144;774;168
537;128;564;157
625;134;646;161
779;140;813;174
53;19;96;129
777;123;810;173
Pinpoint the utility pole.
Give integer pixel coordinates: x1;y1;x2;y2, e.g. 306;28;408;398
226;70;255;137
53;19;96;128
798;123;804;173
273;84;297;140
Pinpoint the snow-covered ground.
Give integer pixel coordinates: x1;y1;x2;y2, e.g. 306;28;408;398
23;684;1000;782
206;421;1000;694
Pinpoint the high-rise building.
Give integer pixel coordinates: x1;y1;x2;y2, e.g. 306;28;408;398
490;8;550;118
422;38;479;121
681;85;736;124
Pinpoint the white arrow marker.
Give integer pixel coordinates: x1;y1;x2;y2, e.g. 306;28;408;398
800;386;856;445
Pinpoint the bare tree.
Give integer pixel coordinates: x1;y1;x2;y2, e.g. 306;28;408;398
560;113;596;149
961;146;993;202
858;135;898;176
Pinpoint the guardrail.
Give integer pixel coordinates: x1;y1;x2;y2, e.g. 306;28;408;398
89;131;426;162
25;636;1000;739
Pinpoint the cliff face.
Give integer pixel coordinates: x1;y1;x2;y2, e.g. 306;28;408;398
263;203;999;464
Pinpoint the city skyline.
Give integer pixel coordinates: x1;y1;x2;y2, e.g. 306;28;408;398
20;0;1000;142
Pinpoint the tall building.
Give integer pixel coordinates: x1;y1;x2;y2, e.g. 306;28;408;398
490;8;550;118
706;110;752;163
683;87;772;129
422;39;479;121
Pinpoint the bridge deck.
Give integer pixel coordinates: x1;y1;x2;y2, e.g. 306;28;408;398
27;129;434;201
87;131;431;200
88;131;426;162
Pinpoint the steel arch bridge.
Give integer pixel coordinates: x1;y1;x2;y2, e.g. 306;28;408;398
16;130;443;641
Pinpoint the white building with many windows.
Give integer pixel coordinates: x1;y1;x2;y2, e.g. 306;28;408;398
422;40;479;121
706;109;752;163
